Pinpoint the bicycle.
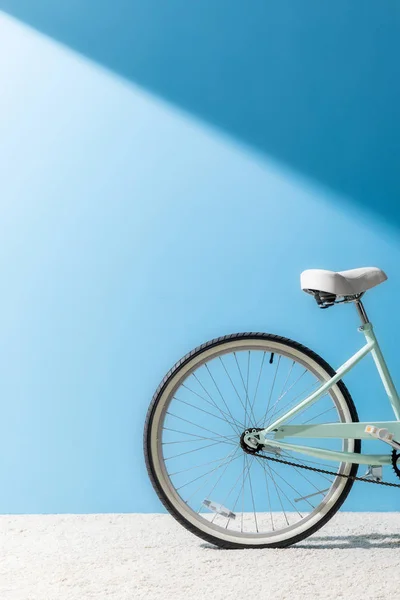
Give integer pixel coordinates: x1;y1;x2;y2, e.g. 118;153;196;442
143;266;400;548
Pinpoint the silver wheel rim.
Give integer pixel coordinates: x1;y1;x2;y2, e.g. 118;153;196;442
149;338;356;546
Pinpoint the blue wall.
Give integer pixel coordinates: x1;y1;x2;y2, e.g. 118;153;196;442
0;3;399;513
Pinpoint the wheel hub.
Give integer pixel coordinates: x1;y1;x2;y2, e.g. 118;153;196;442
240;428;264;454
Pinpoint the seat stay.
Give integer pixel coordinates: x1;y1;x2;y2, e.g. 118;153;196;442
262;337;375;435
248;314;400;468
261;320;400;438
366;325;400;420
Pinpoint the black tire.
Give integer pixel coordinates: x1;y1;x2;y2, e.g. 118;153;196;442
144;332;361;549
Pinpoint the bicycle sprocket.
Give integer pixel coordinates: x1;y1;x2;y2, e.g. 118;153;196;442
391;449;400;480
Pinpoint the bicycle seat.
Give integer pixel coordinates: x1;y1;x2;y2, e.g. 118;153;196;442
301;267;387;296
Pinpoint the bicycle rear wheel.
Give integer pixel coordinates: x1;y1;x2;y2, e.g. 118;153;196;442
144;333;360;548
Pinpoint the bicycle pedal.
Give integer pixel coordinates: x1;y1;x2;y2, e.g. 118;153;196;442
365;425;400;450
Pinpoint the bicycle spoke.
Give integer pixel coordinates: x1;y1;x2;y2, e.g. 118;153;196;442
165;412;239;445
249;351;266;417
176;448;240;492
181;382;243;430
266;360;296;424
241;454;247;533
165;439;236;461
266;461;314;511
169;453;242;477
172;395;241;428
258;378;320;427
218;356;253;425
226;454;253;531
301;406;337;425
191;372;243;434
163;427;237;445
258;355;281;427
205;447;246;522
234;352;257;425
162;434;237;445
262;463;275;531
271;391;331;427
247;453;259;533
212;455;253;522
263;461;305;519
186;449;242;505
278;361;295;402
245;352;252;426
286;460;332;494
266;368;309;426
203;364;243;434
259;459;290;526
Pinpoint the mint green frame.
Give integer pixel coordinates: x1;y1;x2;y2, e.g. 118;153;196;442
256;322;400;466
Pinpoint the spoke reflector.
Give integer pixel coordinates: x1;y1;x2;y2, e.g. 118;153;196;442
202;499;236;519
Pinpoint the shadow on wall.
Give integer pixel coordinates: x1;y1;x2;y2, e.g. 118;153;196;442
2;1;399;226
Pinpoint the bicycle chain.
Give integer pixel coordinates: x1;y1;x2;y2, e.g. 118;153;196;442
254;449;400;488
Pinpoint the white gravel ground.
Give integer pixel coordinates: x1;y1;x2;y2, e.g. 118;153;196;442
1;512;399;600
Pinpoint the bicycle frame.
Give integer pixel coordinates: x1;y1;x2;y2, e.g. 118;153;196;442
254;319;400;467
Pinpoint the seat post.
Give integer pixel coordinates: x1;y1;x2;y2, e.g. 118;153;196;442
355;299;369;325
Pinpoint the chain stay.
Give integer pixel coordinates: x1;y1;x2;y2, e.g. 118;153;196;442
255;450;400;488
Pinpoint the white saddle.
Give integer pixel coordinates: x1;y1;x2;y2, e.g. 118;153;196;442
301;267;387;296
